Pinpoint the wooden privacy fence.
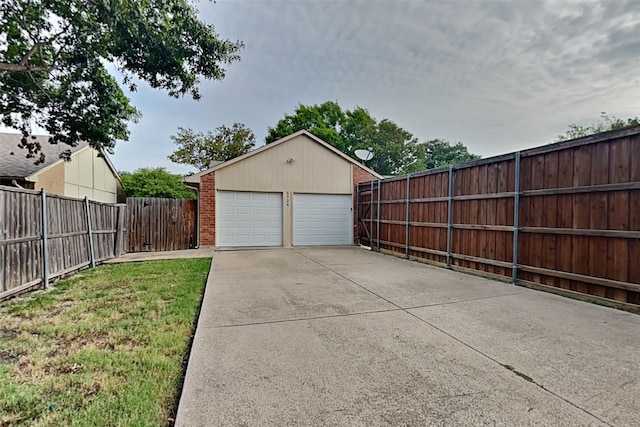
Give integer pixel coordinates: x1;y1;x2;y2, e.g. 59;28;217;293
0;186;127;300
357;126;640;308
127;198;197;252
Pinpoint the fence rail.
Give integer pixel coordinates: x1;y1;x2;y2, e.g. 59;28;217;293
357;126;640;308
0;186;127;300
127;198;197;252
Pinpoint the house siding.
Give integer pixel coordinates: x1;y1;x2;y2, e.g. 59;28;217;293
197;133;381;247
215;134;352;194
34;162;65;195
63;147;119;203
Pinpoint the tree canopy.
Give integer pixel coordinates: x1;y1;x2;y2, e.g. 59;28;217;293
168;123;255;171
1;0;243;162
557;113;640;141
265;101;425;175
120;168;196;199
422;139;481;169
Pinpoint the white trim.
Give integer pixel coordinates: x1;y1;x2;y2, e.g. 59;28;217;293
25;145;122;185
99;149;122;182
25;145;89;182
185;130;383;182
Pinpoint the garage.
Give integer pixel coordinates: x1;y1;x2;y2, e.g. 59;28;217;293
293;194;352;246
216;191;282;247
187;130;381;248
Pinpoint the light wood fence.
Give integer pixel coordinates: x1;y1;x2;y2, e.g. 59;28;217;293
357;126;640;310
0;187;127;300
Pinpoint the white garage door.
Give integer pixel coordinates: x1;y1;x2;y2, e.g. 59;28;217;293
293;194;352;246
217;191;282;247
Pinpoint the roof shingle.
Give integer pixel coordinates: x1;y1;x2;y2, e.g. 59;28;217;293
0;133;89;179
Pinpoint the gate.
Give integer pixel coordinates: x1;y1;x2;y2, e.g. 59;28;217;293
127;198;197;252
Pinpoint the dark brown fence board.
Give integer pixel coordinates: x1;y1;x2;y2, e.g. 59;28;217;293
356;126;640;308
127;198;197;252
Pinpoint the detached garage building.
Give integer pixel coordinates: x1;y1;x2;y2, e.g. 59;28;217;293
185;130;381;248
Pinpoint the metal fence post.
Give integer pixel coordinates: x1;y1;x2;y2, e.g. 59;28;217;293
376;179;381;251
405;175;410;259
446;165;454;268
355;183;360;245
512;152;521;284
113;204;123;257
85;197;96;268
41;189;49;288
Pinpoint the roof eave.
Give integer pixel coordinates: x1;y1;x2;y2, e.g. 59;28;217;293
186;130;383;181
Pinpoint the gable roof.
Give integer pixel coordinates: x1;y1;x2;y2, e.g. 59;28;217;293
0;133;120;183
184;130;382;183
0;133;89;179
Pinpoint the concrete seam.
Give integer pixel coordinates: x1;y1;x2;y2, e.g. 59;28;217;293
402;292;525;310
405;310;614;427
293;249;404;310
209;308;402;329
295;248;614;427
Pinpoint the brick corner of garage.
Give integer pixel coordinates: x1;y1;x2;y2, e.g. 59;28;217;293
199;172;216;245
353;165;378;186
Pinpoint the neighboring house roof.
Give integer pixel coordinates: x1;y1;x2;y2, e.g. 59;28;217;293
0;132;121;183
183;130;383;183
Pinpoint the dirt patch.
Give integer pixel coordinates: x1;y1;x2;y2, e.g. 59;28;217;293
84;382;102;397
0;328;18;340
0;350;20;364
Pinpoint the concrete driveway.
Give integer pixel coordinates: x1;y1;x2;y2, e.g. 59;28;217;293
175;247;640;426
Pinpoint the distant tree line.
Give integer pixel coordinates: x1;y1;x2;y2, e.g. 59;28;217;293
129;105;640;200
168;101;481;177
556;112;639;142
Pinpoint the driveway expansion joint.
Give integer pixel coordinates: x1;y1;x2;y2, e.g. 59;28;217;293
207;308;403;329
402;292;525;310
295;248;614;427
406;309;615;427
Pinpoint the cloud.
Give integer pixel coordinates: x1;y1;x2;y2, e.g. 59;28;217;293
110;0;640;172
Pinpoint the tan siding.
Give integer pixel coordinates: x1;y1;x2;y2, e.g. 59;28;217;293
216;135;352;194
34;162;65;195
63;147;119;203
211;134;357;247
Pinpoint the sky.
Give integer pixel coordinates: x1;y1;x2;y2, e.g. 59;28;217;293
110;0;640;175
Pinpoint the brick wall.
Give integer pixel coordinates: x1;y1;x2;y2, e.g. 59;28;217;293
352;165;379;244
199;172;216;245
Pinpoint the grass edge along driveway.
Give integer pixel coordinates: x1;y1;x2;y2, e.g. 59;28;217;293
0;258;211;427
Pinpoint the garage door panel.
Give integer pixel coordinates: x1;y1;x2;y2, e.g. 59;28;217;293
217;191;282;247
293;194;352;246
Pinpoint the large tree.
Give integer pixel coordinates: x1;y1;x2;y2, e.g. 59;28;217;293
120;168;196;199
169;123;255;171
422;139;481;169
266;102;425;175
0;0;243;162
557;112;640;141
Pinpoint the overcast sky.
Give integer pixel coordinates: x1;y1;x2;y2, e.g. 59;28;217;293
110;0;640;175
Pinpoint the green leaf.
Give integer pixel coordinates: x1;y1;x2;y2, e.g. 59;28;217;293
0;0;243;160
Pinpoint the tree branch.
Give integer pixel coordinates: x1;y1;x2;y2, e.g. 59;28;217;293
0;63;51;72
18;43;45;66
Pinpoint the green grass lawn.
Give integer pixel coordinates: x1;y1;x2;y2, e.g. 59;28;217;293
0;258;211;427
